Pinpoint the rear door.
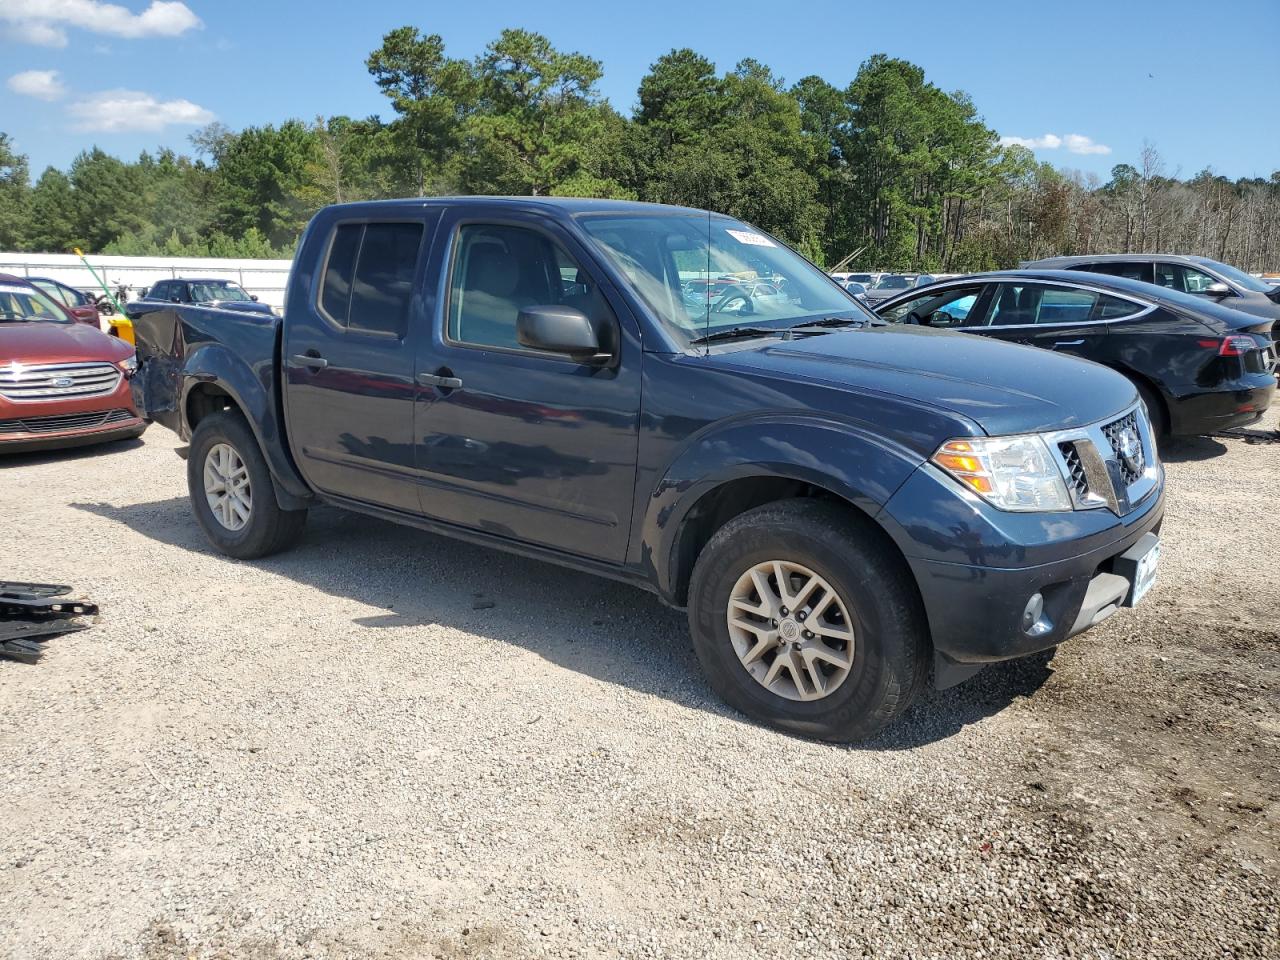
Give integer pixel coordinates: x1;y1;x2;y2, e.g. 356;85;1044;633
410;206;642;564
282;212;440;514
965;281;1133;360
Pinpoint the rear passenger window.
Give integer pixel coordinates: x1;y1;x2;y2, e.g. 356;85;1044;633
319;221;423;336
1037;288;1097;323
1074;261;1154;284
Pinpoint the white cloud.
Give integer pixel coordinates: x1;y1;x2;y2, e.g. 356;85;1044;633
0;1;201;46
999;132;1112;156
8;69;67;100
1061;133;1112;156
9;19;68;46
67;89;214;132
1000;134;1063;150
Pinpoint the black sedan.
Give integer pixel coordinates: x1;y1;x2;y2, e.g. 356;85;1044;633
871;269;1276;437
140;278;276;316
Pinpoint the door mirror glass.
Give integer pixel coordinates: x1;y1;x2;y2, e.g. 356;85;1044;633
926;310;962;327
517;305;604;361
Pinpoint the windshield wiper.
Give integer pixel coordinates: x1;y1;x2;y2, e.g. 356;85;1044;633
688;326;787;346
789;316;868;330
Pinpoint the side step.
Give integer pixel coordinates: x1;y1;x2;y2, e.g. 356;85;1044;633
1;582;98;662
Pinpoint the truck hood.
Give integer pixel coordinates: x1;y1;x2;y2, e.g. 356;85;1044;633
708;325;1138;436
0;320;130;365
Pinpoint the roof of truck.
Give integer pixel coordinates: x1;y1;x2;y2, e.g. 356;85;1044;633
322;197;714;217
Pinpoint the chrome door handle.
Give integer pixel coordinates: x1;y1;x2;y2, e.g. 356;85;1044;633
289;354;328;370
417;372;463;389
1053;339;1085;349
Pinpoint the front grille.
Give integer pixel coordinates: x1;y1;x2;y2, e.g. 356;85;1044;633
1048;404;1157;517
1101;412;1145;485
1058;441;1089;498
0;408;133;435
0;362;122;402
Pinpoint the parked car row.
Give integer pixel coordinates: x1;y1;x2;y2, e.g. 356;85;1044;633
869;270;1276;437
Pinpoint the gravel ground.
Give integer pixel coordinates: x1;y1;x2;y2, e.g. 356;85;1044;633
1;413;1277;960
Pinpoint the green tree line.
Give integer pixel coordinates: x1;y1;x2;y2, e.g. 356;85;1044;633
1;28;1277;270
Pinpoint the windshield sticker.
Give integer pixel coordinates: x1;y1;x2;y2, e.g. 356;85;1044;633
0;286;36;296
725;229;776;248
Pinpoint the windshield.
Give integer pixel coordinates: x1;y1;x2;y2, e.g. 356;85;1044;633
1192;258;1274;294
191;281;253;302
0;285;71;323
848;274;873;283
874;275;912;290
577;212;873;345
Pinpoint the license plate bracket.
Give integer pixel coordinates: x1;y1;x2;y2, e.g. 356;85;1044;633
1115;532;1160;607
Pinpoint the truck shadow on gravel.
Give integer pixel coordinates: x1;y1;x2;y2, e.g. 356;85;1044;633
73;496;1053;750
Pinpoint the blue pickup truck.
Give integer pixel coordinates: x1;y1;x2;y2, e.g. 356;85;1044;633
130;198;1165;741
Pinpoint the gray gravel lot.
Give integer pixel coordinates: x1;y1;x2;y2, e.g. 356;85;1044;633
1;415;1277;959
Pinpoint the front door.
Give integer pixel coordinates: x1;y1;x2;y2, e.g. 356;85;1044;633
282;214;438;514
412;209;642;564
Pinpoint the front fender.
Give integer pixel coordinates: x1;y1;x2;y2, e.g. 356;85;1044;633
639;416;925;602
180;343;312;506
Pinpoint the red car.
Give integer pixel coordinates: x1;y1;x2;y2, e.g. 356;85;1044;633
0;273;146;453
28;276;102;326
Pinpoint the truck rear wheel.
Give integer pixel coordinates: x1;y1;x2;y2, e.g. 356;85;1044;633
188;410;307;559
687;499;929;742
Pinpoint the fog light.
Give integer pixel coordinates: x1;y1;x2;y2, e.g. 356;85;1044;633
1022;593;1044;631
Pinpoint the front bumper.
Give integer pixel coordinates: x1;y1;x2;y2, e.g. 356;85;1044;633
0;373;144;453
0;416;145;453
879;458;1165;688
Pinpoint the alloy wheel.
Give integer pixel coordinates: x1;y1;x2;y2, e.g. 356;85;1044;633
203;442;252;532
726;560;856;701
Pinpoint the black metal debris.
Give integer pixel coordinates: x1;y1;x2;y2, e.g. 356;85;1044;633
1;582;98;662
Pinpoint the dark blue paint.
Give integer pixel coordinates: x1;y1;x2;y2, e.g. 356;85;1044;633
132;197;1168;674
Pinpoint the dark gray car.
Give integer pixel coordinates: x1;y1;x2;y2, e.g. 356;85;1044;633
1023;254;1280;331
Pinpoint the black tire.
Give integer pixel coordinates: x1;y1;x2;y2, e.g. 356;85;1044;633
687;499;929;742
1133;378;1168;440
187;410;307;559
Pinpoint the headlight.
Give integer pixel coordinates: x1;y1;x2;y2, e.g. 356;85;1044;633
932;435;1071;512
117;355;139;375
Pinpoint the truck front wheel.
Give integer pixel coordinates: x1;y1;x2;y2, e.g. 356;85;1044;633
188;410;307;559
687;499;929;742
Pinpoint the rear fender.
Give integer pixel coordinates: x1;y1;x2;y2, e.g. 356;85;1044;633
179;343;312;508
639;416;924;602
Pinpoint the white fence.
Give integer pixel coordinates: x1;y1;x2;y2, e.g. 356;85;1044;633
0;252;294;308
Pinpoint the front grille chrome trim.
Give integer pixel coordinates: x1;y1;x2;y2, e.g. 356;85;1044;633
1043;403;1160;516
0;361;122;402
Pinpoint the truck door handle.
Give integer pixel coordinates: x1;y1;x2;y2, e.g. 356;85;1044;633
289;354;328;370
417;372;463;390
1052;339;1085;349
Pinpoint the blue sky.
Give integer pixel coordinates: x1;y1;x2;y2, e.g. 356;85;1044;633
3;0;1277;182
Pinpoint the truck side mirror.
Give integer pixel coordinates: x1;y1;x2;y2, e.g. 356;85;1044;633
517;305;609;364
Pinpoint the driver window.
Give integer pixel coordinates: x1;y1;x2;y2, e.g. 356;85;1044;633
881;286;981;325
447;224;613;352
1179;266;1220;294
